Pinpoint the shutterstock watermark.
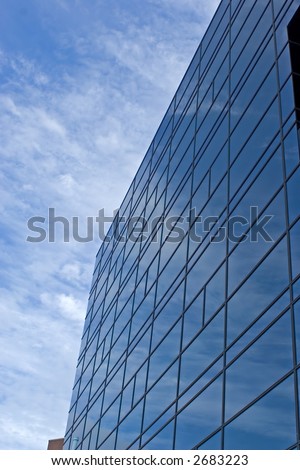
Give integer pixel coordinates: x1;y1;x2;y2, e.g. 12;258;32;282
26;207;274;244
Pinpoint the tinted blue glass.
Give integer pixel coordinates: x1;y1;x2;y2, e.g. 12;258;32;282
89;425;98;449
180;309;224;393
231;0;254;44
287;167;300;224
277;43;291;88
175;46;200;112
228;190;286;292
119;377;134;421
143;363;178;429
210;145;228;194
132;362;147;406
182;291;204;347
175;376;222;449
231;71;278;166
178;357;223;412
71;415;86;449
273;0;290;19
148;323;180;389
152;282;184;350
125;328;151;386
172;97;197;155
232;4;272;88
290;220;300;281
156;237;188;304
227;237;289;343
142;420;175;450
225;311;293;420
143;421;174;450
197;432;221;450
204;263;226;322
224;375;297;449
201;4;229;74
226;290;290;364
187;237;227;308
141;405;175;448
281;77;296;124
294;300;300;364
115;402;143;450
284;125;300;176
293;277;300;299
231;37;275;128
198;114;229;177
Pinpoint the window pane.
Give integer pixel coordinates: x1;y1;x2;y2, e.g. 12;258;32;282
225;311;293;420
227;237;289;343
294;300;300;365
224;376;297;449
180;309;224;393
175;376;222;449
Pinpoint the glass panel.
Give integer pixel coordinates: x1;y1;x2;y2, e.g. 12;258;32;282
115;402;143;450
156;237;188;305
119;377;135;421
226;290;290;363
287;168;300;224
228;190;286;293
200;116;229;180
89;424;99;449
97;398;120;449
196;431;221;450
167;142;194;208
84;399;101;441
148;324;180;389
231;4;273;95
231;0;256;45
175;47;200;113
152;281;184;350
290;220;300;281
178;358;223;411
183;291;204;348
227;237;290;344
224;375;297;449
273;0;290;19
132;362;147;405
142;420;174;450
141;405;175;448
143;363;178;429
294;300;300;365
284;125;300;177
187;240;226;305
236;43;274;113
210;146;228;195
230;77;279;174
225;311;293;420
280;77;296;124
204;263;226;323
175;376;222;449
201;3;229;75
278;43;292;87
293;277;300;300
71;415;86;449
172;100;196;157
180;309;224;392
125;328;151;387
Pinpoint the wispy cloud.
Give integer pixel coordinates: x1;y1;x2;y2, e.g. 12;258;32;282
0;0;218;449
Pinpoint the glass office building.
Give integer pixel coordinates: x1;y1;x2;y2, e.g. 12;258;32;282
64;0;300;450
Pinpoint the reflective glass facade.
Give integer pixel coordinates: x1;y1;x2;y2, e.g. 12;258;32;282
64;0;300;450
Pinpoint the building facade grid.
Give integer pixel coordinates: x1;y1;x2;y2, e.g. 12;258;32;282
64;0;300;450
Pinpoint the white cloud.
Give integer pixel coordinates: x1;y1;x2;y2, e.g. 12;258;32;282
0;0;218;450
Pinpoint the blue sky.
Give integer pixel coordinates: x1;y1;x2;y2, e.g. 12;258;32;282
0;0;219;450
